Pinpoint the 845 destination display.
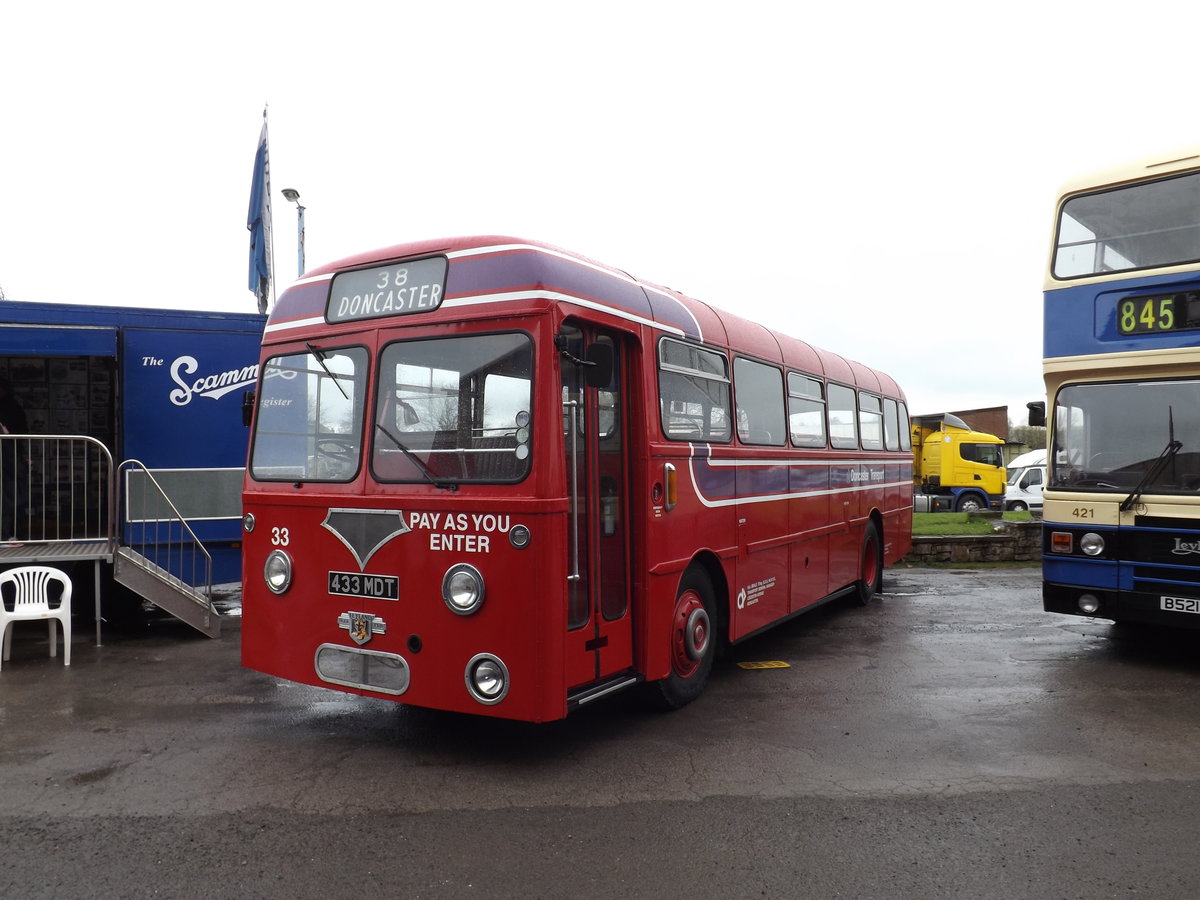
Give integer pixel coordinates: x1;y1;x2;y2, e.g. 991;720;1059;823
1117;291;1200;335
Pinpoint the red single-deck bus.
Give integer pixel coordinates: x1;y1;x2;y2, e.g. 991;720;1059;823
241;237;913;722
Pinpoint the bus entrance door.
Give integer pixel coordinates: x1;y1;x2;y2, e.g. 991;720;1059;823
561;327;633;691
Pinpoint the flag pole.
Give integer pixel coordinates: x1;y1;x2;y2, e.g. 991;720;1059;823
247;105;274;314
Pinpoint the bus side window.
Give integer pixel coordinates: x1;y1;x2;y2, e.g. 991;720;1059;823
657;338;731;442
733;357;785;446
827;383;858;449
883;397;900;450
788;373;826;448
859;393;883;450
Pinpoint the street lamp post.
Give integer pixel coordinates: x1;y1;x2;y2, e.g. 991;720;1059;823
281;188;306;276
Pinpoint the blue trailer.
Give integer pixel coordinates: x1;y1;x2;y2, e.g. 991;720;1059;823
0;301;265;637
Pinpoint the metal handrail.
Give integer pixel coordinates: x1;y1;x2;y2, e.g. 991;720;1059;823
117;459;213;603
0;434;116;550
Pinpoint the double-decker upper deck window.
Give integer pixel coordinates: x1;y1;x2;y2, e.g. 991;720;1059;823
372;332;533;484
734;358;785;446
788;373;826;447
250;346;368;482
1054;171;1200;278
658;338;731;442
827;383;859;449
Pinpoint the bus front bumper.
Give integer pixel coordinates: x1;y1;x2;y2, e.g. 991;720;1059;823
1044;581;1200;629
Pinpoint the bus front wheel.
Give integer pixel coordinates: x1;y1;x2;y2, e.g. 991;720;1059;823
856;521;883;605
650;568;717;710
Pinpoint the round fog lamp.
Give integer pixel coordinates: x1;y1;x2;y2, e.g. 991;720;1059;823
1078;593;1101;615
465;653;510;704
264;549;292;594
242;513;256;533
1080;532;1105;556
442;563;485;615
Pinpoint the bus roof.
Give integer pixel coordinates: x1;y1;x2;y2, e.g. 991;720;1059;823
270;235;905;399
1055;147;1200;200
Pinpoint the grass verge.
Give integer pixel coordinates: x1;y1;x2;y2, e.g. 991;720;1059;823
912;511;1033;536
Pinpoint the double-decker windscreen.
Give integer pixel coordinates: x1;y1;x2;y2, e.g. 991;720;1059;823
1054;170;1200;278
1051;379;1200;495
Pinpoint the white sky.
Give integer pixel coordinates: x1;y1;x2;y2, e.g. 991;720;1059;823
2;1;1198;426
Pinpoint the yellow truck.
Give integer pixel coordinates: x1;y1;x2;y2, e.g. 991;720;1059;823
911;413;1006;512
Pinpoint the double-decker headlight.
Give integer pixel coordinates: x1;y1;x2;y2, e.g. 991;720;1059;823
1080;532;1106;556
442;563;485;615
264;549;293;594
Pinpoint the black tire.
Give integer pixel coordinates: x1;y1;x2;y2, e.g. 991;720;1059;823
1008;500;1028;512
856;521;883;605
649;567;717;710
956;493;985;513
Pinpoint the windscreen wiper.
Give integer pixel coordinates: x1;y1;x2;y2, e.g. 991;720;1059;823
1120;440;1182;512
306;342;348;400
374;422;457;491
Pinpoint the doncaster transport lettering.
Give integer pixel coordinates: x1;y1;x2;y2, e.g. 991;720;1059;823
327;256;447;323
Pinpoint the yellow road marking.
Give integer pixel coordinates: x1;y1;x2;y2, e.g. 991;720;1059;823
736;660;791;670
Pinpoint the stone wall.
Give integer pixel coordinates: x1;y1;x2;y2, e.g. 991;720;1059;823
900;520;1042;565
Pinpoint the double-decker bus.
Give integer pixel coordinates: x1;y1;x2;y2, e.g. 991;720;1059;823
1041;149;1200;628
241;236;913;721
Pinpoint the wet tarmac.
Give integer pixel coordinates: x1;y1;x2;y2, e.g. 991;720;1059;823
3;565;1200;897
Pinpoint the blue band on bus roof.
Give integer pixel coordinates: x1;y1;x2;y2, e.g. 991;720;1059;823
266;243;703;340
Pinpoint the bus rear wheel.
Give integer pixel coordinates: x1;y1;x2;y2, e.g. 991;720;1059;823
650;568;717;710
856;522;882;605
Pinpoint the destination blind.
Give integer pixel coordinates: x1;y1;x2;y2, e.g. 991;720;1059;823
327;255;448;324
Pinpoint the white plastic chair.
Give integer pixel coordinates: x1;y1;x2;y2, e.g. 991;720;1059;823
0;565;72;670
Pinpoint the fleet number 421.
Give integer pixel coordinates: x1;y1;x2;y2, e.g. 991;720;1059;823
1071;508;1095;519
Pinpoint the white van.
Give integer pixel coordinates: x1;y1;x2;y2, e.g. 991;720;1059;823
1005;448;1046;511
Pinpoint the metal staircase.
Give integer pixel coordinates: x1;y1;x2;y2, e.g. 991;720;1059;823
112;460;218;637
112;545;219;637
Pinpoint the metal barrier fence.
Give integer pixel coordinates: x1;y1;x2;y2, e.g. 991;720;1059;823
0;434;115;547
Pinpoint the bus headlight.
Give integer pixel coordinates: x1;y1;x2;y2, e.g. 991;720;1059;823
465;653;509;704
264;549;293;594
242;513;255;533
1080;533;1105;556
442;563;485;615
1078;593;1101;614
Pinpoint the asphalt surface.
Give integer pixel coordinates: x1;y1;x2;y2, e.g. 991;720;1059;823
3;565;1200;898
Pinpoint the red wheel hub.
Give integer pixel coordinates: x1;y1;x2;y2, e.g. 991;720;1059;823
670;590;710;678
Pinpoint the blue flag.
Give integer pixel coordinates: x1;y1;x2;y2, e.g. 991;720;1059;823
247;115;273;313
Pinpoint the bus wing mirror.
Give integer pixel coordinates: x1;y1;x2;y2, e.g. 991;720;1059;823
584;343;614;389
1027;401;1046;428
242;390;256;427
